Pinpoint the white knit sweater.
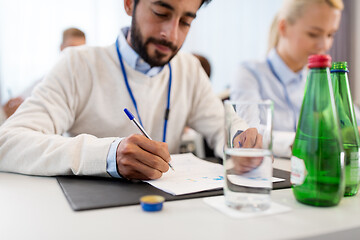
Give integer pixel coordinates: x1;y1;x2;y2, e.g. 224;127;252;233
0;108;6;125
0;44;226;177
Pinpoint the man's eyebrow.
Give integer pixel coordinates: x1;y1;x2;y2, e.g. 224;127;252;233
185;12;197;19
152;1;197;19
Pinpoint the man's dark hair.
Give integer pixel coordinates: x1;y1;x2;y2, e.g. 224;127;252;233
133;0;212;8
201;0;212;6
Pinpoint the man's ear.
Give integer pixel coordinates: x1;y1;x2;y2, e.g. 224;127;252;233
124;0;135;16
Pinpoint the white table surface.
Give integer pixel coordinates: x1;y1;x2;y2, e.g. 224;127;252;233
1;158;360;240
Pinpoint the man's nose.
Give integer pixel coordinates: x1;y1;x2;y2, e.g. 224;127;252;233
161;18;179;43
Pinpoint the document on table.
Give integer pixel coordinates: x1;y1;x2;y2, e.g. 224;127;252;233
145;153;224;195
145;153;285;196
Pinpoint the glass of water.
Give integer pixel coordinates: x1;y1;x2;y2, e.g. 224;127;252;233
224;100;273;212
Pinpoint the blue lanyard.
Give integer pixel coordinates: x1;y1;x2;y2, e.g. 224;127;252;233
267;58;297;131
115;38;172;142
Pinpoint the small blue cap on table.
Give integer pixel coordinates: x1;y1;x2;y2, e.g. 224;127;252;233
140;195;165;212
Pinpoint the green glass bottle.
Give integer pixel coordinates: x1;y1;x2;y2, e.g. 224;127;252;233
331;62;360;196
291;55;345;207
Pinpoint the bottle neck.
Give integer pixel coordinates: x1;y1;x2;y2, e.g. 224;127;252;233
309;67;329;72
330;70;360;145
308;68;330;79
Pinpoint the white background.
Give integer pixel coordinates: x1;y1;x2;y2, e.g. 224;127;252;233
0;0;282;103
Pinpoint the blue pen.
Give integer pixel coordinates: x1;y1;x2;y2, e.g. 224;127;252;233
124;108;174;171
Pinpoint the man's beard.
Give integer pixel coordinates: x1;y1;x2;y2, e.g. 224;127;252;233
130;18;179;67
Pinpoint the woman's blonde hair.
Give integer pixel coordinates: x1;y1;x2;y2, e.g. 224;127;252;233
268;0;344;52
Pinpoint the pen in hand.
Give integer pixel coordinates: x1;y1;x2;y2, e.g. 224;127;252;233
124;108;175;171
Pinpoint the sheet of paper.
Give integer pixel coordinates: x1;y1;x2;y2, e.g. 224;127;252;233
273;177;285;183
145;153;224;195
145;153;285;196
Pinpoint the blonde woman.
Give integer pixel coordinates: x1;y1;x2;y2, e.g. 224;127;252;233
231;0;344;157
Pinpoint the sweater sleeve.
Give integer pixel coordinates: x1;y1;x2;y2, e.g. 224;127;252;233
0;50;116;177
0;107;6;126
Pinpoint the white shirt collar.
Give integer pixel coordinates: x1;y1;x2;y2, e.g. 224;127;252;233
267;48;305;85
118;27;163;77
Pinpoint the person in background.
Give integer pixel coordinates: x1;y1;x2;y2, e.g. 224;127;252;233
193;53;211;78
180;53;212;158
0;97;24;122
231;0;343;157
60;27;86;51
0;27;86;124
0;0;259;180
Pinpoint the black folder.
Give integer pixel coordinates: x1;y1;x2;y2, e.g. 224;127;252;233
57;168;291;211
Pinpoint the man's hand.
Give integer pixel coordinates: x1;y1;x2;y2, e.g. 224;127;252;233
3;97;24;118
233;128;262;149
116;134;171;180
231;128;263;174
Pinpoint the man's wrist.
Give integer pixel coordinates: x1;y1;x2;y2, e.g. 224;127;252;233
106;137;124;178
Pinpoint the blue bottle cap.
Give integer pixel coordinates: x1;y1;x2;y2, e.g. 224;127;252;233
140;195;165;212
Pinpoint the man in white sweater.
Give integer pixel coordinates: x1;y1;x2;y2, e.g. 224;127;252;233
0;0;259;180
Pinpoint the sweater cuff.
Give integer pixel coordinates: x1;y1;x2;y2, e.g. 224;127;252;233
106;137;124;178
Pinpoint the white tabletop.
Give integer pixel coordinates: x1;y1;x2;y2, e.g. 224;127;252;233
1;158;360;240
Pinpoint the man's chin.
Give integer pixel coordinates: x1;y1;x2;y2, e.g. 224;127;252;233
149;62;168;67
148;55;173;67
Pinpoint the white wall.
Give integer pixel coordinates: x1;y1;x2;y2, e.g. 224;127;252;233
0;0;282;104
0;0;131;103
182;0;282;93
